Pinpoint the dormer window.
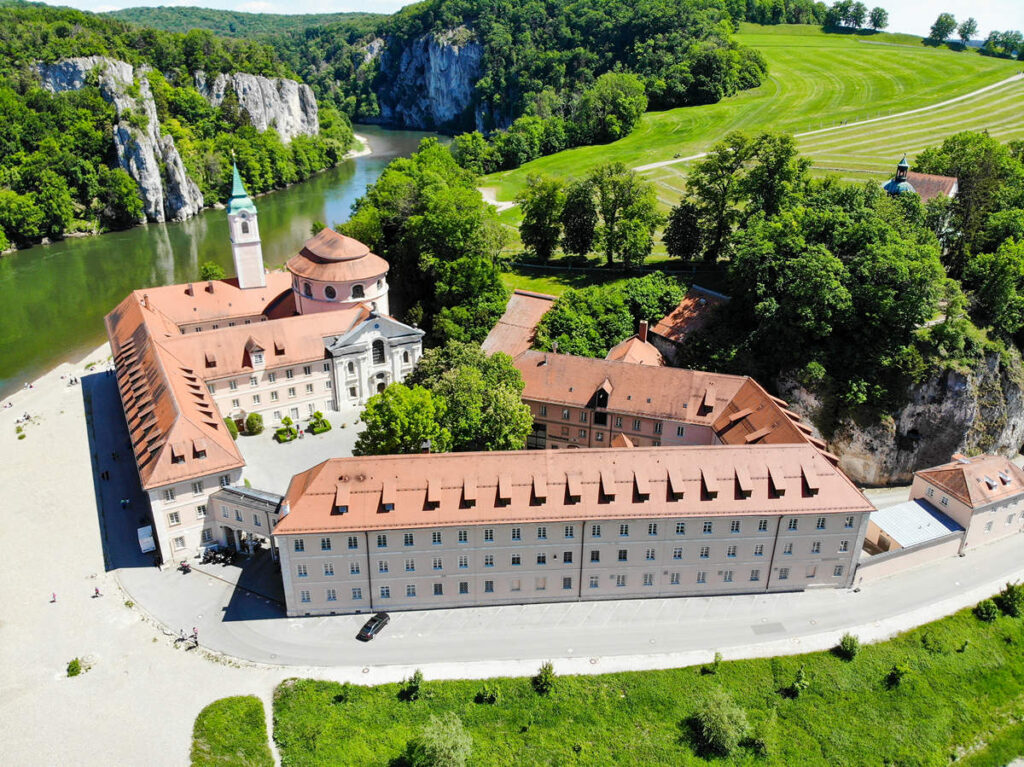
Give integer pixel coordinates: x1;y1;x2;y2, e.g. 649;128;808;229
252;352;263;365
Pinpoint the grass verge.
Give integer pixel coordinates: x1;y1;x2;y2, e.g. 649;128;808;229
274;605;1024;766
191;695;273;767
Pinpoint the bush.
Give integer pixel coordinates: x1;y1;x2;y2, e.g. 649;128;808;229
702;651;723;675
66;658;82;677
309;410;332;434
275;416;298;443
474;682;501;705
787;665;810;698
401;669;424;702
244;412;264;435
836;633;861;661
996;582;1024;617
886;662;911;688
694;687;749;755
975;599;1000;622
406;712;472;767
223;417;238;440
532;662;556;696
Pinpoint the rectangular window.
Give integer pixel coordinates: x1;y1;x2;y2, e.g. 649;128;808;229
377;534;387;548
750;569;760;582
229;380;238;391
201;529;213;543
563;550;573;564
432;557;442;570
676;522;686;535
615;575;626;588
645;548;656;561
723;570;733;583
561;576;572;590
235;510;243;522
703;521;713;534
221;505;229;519
834;565;845;577
459;581;469;595
300;590;310;604
253;514;262;527
511;527;521;541
590;550;600;562
672;546;683;560
484;554;494;568
537;553;547;565
191;481;204;495
697;571;707;584
595;432;604;442
615;417;623;428
406;584;417;598
511;554;521;566
458;529;468;543
617;549;628;562
562;409;570;420
591;524;601;537
270;391;279;402
619;524;629;537
779;567;790;580
579;411;588;423
758;519;768;532
347;536;359;550
297;564;308;578
231;398;240;409
539;406;547;417
250;376;258;387
303;383;313;394
564;525;575;539
163;489;176;502
633;419;642;431
589;575;600;589
730;520;740;533
727;545;737;558
350;562;360;575
349;387;357;398
839;540;850;552
816;517;826;530
325;380;332;390
579;429;587;438
403;533;414;547
288;387;296;398
788;519;798;531
783;543;793;555
268;372;276;383
434;583;443;596
303;365;312;376
294;539;304;552
811;541;821;554
405;559;415;572
351;588;362;601
207;383;216;394
653;422;663;434
321;537;332;552
378;561;389;574
459;555;469;569
844;516;855;529
754;544;764;557
484;580;494;593
700;546;710;559
172;536;186;550
985;520;994;532
324;562;334;576
537;526;547;540
323;362;330;372
648;523;658;536
676;425;685;437
432;531;442;545
511;579;521;592
380;586;390;599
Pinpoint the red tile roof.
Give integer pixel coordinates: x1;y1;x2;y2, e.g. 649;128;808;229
481;289;557;358
275;445;871;534
916;455;1024;509
605;335;665;366
652;286;730;344
286;228;389;283
905;171;958;203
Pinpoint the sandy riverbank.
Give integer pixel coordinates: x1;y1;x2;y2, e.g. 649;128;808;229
344;133;373;160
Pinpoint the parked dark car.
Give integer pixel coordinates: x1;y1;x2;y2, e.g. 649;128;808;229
356;612;390;641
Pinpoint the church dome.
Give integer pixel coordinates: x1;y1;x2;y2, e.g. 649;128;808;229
883;178;916;195
287;228;389;283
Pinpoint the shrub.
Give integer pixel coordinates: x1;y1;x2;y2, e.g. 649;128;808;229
886;662;911;688
702;651;723;675
975;599;1000;622
224;417;238;440
474;682;501;705
309;410;332;434
532;661;556;696
401;669;424;702
694;687;749;755
244;412;264;435
275;416;299;442
787;665;810;698
67;658;82;677
406;712;472;767
836;633;861;661
996;582;1024;617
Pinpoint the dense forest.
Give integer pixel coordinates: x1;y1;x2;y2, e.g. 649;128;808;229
107;6;384;39
0;1;354;250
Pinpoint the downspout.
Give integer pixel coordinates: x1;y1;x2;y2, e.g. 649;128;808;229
364;531;374;612
763;515;783;592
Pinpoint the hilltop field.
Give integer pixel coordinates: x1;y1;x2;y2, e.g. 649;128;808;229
483;24;1024;211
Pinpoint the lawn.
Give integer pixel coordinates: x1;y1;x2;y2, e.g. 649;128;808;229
191;695;273;767
273;604;1024;766
482;24;1023;207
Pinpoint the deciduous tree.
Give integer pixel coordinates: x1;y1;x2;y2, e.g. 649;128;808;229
353;384;452;456
869;6;888;31
517;174;566;261
561;179;598;257
928;13;958;43
958;17;978;46
664;198;704;261
589;162;662;268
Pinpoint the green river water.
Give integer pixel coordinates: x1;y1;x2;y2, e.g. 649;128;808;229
0;126;432;399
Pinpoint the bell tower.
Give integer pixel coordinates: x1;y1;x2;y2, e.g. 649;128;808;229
226;163;265;289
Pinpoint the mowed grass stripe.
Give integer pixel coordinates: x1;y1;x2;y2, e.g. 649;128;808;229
483;24;1020;202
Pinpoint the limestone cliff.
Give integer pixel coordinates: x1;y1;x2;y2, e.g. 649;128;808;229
194;72;319;142
365;27;486;131
37;56;203;224
778;354;1024;486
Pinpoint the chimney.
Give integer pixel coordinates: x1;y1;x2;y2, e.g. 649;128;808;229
420;439;432;454
638;320;648;343
186;282;194;297
141;293;149;309
206;280;215;294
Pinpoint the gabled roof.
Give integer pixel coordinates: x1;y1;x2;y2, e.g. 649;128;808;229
325;313;425;353
605;335;665;366
905;171;958;203
651;286;730;344
274;445;871;535
481;289;556;358
916;455;1024;509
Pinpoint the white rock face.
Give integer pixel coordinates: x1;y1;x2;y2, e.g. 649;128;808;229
372;28;485;131
778;353;1024;486
37;56;203;223
195;72;319;142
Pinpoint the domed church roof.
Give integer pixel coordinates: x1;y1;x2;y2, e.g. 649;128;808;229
286;228;389;283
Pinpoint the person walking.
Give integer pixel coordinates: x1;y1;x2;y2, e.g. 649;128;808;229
191;627;199;648
50;592;57;603
93;587;102;598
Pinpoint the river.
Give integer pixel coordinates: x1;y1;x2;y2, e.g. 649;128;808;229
0;126;433;400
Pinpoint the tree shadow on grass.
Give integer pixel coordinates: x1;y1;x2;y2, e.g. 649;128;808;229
678;715;718;760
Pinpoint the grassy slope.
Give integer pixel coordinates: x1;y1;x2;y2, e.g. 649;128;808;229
191;695;273;767
274;606;1024;766
483;24;1022;206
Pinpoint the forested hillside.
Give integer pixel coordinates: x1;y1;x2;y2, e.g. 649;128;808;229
0;1;353;250
107;6;383;39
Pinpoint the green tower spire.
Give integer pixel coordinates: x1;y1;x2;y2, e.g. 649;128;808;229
226;162;257;216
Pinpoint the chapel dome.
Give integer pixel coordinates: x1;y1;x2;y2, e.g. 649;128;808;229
286;228;389;283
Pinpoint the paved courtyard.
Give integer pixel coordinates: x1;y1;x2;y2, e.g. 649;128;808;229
5;345;1024;766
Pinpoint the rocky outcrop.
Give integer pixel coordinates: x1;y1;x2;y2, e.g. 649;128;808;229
195;72;319;142
779;353;1024;486
37;56;203;223
367;27;485;131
